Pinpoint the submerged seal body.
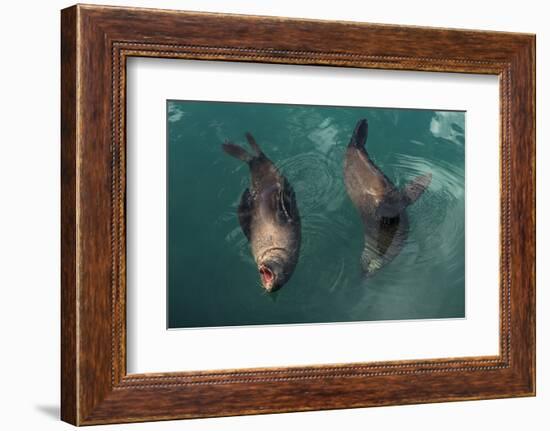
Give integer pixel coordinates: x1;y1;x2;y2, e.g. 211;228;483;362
223;133;301;292
343;119;432;277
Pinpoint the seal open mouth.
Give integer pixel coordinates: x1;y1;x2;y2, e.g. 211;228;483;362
259;265;274;289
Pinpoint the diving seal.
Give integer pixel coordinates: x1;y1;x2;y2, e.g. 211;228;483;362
223;133;301;292
343;118;432;277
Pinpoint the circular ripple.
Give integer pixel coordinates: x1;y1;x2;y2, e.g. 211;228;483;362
278;149;346;215
372;151;465;288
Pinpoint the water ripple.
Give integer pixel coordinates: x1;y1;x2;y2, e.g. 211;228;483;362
279;149;346;215
216;114;464;320
369;150;465;290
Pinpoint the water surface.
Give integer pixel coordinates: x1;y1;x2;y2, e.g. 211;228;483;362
167;100;465;328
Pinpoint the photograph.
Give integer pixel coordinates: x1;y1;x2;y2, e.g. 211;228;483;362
167;100;466;328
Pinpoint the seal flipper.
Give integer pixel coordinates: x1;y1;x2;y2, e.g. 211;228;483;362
237;188;253;241
376;173;432;217
349;118;368;149
222;134;267;164
245;132;264;157
222;141;253;163
402;173;432;205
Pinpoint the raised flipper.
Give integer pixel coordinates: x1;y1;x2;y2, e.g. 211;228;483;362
402;173;432;205
222;141;253;163
237;188;253;241
376;173;432;218
222;133;266;164
245;132;264;157
348;118;368;149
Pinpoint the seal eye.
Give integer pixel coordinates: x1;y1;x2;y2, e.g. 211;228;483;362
259;266;274;286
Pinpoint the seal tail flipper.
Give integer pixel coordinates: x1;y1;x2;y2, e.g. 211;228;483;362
245;132;264;156
222;141;253;163
349;118;368;149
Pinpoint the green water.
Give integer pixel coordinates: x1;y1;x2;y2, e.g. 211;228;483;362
167;100;465;329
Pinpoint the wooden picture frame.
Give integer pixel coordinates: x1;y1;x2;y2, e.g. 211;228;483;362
61;4;535;425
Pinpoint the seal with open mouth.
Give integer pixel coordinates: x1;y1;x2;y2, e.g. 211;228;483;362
222;133;301;292
343;118;432;277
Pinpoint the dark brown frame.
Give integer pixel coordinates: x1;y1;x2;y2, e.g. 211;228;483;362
61;4;536;426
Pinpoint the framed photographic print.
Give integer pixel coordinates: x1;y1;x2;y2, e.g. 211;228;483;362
61;4;535;425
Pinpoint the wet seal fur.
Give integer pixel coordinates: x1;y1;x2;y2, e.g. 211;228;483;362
223;133;301;292
343;119;432;277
